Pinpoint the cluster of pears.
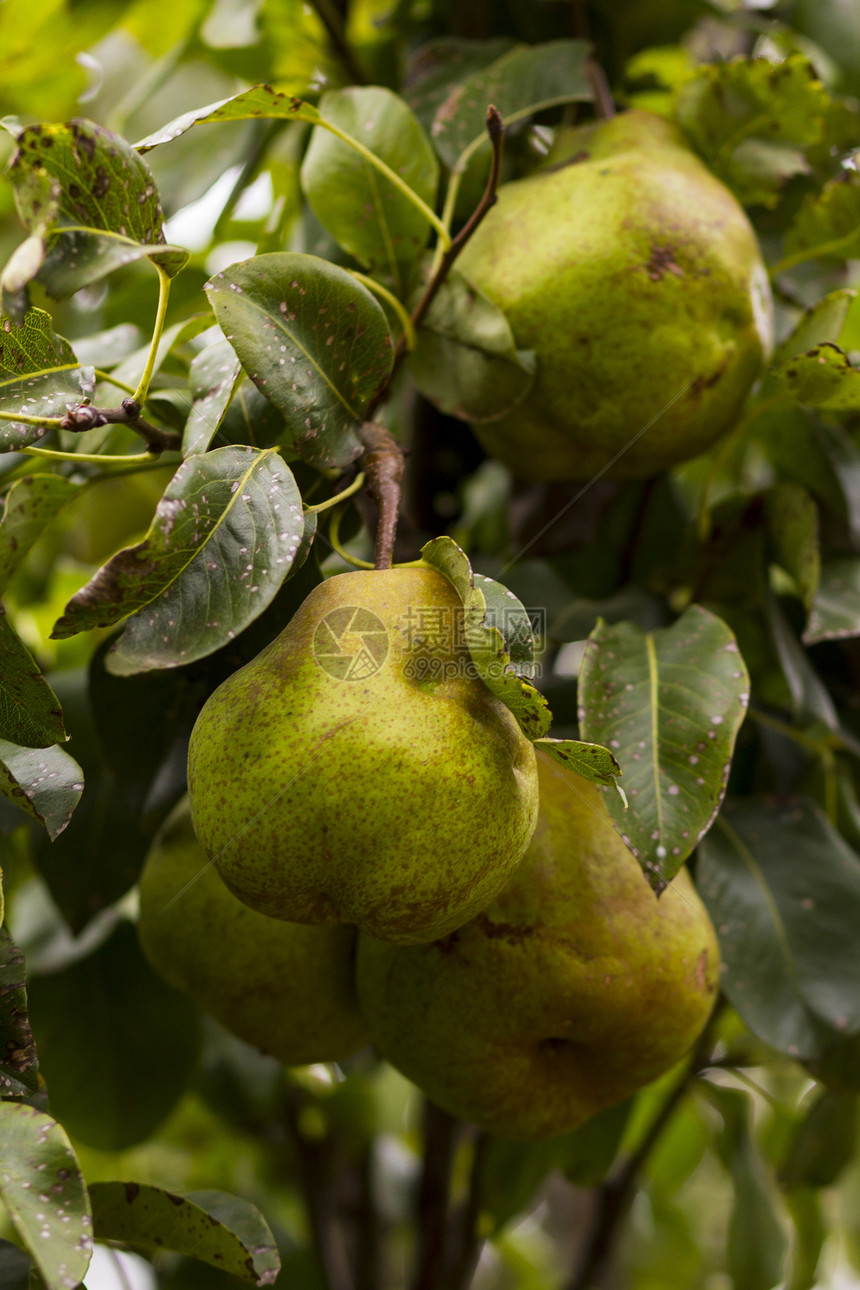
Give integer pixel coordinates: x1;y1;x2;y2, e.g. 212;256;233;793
457;109;773;480
139;566;719;1140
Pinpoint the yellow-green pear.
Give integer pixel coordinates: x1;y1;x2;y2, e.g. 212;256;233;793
138;800;369;1065
456;109;772;481
356;757;720;1140
187;567;539;945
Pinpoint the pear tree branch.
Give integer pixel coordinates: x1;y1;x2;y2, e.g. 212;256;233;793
59;397;181;453
359;422;406;570
411;1100;463;1290
282;1086;355;1290
445;1130;492;1290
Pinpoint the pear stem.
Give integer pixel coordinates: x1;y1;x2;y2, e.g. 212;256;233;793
364;105;506;422
360;422;405;570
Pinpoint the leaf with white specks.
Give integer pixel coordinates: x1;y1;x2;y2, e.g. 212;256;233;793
0;1103;92;1290
0;740;83;840
0;611;65;748
0;475;79;593
698;799;860;1061
421;536;551;739
49;447;305;673
535;738;624;798
182;337;242;455
206;253;394;470
0;310;94;452
88;1182;279;1285
579;605;750;888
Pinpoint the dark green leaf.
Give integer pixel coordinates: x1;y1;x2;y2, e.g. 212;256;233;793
206;254;393;469
579;606;750;886
0;1103;91;1290
88;1182;279;1286
0;476;78;594
428;40;591;170
51;447;305;673
181;338;242;455
0;310;94;452
0;614;64;750
697;799;860;1060
26;922;200;1151
765;484;819;611
778;173;860;275
0;1238;31;1290
773;342;860;411
420;536;551;738
780;1090;858;1188
785;1188;825;1290
301;87;439;294
0;926;39;1099
409;267;535;423
404;38;515;135
804;556;860;643
0;740;82;841
764;590;838;730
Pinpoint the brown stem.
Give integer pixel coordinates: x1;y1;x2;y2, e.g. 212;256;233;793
60;397;180;453
282;1089;355;1290
364;105;506;421
411;1100;463;1290
359;422;405;570
308;0;368;84
445;1131;491;1290
586;59;615;120
353;1145;384;1290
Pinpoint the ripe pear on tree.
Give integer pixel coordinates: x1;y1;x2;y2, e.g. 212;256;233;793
138;799;370;1066
356;757;720;1141
457;109;773;481
187;567;539;945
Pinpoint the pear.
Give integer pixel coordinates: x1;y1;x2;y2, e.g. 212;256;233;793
138;799;370;1065
187;567;539;945
356;757;720;1140
456;109;772;481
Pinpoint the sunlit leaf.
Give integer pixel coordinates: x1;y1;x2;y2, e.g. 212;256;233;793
135;84;322;153
0;1103;91;1290
579;606;749;886
534;738;623;795
0;309;94;452
770;289;857;365
0;739;83;840
773;342;860;410
698;799;860;1060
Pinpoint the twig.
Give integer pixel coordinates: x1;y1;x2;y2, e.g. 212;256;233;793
309;0;368;84
282;1088;355;1290
59;398;181;454
586;60;615;120
354;1145;384;1290
410;1100;462;1290
360;422;405;570
445;1131;491;1290
364;105;506;420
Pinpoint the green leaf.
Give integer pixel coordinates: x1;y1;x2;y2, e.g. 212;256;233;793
409;267;536;423
50;447;305;673
765;484;819;611
578;606;750;887
804;556;860;643
780;1090;858;1188
697;799;860;1060
785;1188;825;1290
301;87;439;294
772;342;860;410
534;738;624;796
0;476;79;594
675;54;828;207
8;119;186;297
206;254;393;470
770;289;857;366
0;612;65;748
428;39;591;170
181;338;242;455
0;926;39;1099
0;1238;31;1290
778;172;860;275
764;590;838;730
420;536;552;739
0;740;83;841
404;37;516;135
88;1182;279;1285
0;309;94;452
134;84;322;153
0;1103;91;1290
26;922;200;1151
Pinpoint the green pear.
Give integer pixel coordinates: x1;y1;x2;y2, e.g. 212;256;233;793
187;567;539;945
456;109;772;481
356;757;720;1140
138;799;370;1065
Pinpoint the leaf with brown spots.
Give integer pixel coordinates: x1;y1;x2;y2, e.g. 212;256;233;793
772;342;860;412
0;309;94;452
579;605;750;887
0;926;39;1100
50;446;305;674
0;610;65;748
0;1103;92;1290
535;737;623;798
88;1182;279;1285
0;738;83;840
206;253;393;470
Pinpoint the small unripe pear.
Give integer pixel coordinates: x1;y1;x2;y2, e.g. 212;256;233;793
457;109;772;481
187;567;539;945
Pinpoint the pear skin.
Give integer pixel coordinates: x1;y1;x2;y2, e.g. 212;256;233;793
187;567;539;945
138;800;370;1066
356;757;720;1140
457;109;772;481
